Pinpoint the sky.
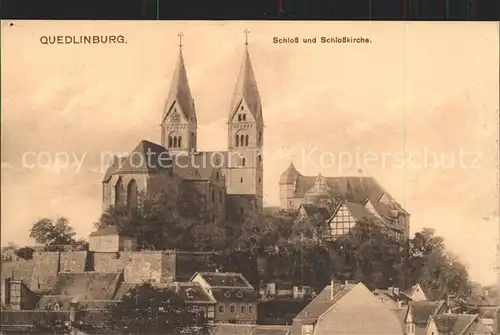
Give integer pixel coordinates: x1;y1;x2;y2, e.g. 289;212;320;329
1;21;499;286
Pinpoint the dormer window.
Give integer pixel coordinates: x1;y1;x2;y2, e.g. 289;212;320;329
224;291;231;298
236;291;243;298
186;288;194;299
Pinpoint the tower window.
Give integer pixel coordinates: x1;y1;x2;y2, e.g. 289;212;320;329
212;189;215;202
240;105;243;111
219;191;222;203
241;157;246;166
240;177;243;183
259;177;261;183
238;114;242;122
240;135;245;147
242;114;246;121
245;135;249;146
216;172;219;180
235;134;240;147
168;136;173;147
259;131;262;141
178;136;182;148
258;155;261;162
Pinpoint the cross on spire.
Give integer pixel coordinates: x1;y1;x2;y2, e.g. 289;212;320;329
244;29;250;45
178;32;184;48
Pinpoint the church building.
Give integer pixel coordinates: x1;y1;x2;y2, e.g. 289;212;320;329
97;33;264;251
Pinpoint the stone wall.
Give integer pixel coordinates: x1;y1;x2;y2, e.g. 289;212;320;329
31;252;60;292
59;251;88;272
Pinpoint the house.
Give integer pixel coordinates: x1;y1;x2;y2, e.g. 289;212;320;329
373;284;428;309
88;226;136;252
279;164;410;240
425;313;491;335
406;284;428;302
373;287;413;308
404;300;448;335
289;281;404;335
190;272;258;324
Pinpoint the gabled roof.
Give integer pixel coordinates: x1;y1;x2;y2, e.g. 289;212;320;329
192;271;254;289
293;282;355;323
230;46;262;122
115;140;171;174
278;167;409;215
299;204;331;221
50;272;122;301
408;300;446;325
432;314;478;335
113;281;216;304
164;48;195;121
279;162;300;185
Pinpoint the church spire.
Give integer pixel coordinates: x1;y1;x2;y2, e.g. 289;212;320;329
163;32;195;123
229;29;262;122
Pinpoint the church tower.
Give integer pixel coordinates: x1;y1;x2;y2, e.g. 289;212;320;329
161;33;197;154
226;30;264;217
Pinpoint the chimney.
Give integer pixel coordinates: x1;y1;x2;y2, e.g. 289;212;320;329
330;280;334;300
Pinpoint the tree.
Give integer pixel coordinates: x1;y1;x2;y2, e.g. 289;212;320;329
105;282;207;334
1;242;19;263
30;217;76;246
407;228;472;300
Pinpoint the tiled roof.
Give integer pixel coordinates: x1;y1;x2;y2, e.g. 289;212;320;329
279;167;408;215
115;140;171;174
211;288;257;303
409;300;446;325
196;272;253;289
51;272;122;300
113;282;215;304
164;48;195;121
37;296;118;310
433;314;477;334
343;201;381;222
293;283;354;323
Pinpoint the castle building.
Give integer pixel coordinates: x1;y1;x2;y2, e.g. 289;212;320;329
280;162;410;240
99;34;264;246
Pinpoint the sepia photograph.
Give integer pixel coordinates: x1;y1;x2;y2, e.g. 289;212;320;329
1;21;499;334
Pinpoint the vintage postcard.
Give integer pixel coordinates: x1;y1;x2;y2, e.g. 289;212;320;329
1;21;499;334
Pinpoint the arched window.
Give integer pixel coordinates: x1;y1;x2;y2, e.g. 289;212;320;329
240;177;243;183
241;157;246;166
178;136;182;148
216;172;219;180
173;137;178;148
245;135;249;146
168;136;173;147
212;189;215;202
240;135;245;146
127;179;138;209
236;135;239;147
242;114;246;121
114;177;123;205
258;155;261;162
259;131;262;142
238;114;242;122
